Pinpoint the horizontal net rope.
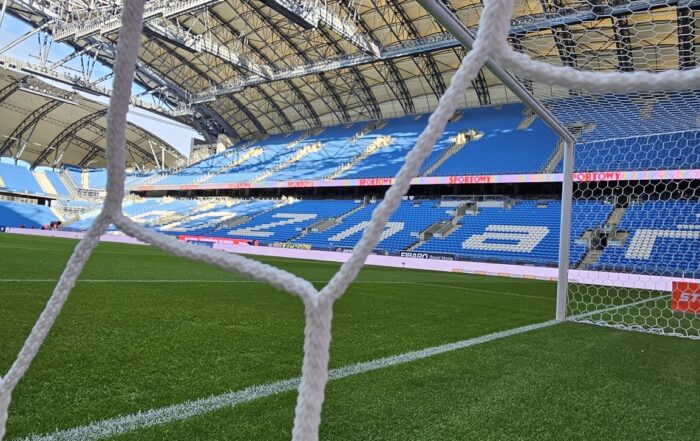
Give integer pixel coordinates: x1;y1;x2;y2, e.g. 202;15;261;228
2;0;700;440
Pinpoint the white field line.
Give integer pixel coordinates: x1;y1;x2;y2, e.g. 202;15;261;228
14;319;558;441
569;293;671;321
0;279;553;301
405;281;553;301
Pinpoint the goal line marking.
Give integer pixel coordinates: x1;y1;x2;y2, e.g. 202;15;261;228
13;320;558;441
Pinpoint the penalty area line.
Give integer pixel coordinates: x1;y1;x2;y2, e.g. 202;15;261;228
14;320;558;441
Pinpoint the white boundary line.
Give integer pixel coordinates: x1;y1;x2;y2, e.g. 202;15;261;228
13;320;558;441
0;280;554;301
569;293;671;321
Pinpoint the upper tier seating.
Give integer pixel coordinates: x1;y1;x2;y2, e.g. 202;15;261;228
43;170;71;196
263;125;361;181
294;199;452;251
65;168;83;189
87;170;108;189
555;130;700;172
593;199;700;277
335;116;430;179
0;162;44;195
548;92;700;143
204;134;302;184
141;104;560;186
0;201;57;227
428;105;558;176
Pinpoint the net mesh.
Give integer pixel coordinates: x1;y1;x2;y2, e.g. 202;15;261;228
569;179;700;339
1;0;700;439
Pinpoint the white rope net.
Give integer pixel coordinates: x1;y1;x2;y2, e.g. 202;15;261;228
2;0;700;439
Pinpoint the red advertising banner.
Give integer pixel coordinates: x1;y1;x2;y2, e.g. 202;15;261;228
672;281;700;314
136;169;700;192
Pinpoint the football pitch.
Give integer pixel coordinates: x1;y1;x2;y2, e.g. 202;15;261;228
1;233;698;440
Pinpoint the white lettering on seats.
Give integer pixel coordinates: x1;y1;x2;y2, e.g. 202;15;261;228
462;225;549;253
625;229;700;259
160;212;237;231
228;213;317;237
130;210;175;224
329;221;404;242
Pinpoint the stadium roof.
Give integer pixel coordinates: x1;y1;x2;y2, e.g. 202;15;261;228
0;68;183;169
2;0;696;141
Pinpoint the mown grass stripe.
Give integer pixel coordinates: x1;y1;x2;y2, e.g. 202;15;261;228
15;320;558;441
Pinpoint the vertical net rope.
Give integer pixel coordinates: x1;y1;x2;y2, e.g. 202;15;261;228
1;0;699;439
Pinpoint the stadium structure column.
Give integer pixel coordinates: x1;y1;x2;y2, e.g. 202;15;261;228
417;0;575;320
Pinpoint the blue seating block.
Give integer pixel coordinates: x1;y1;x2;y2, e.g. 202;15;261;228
0;162;44;195
0;201;57;227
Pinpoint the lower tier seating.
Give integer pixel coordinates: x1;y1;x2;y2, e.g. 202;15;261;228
0;201;57;228
5;195;692;277
593;199;700;277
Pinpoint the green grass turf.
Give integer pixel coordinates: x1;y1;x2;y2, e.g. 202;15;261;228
0;233;698;440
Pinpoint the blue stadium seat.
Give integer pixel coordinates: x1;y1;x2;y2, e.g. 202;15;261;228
43;170;71;196
0;162;44;195
416;200;610;266
295;200;451;251
0;201;57;227
593;200;700;277
221;200;358;243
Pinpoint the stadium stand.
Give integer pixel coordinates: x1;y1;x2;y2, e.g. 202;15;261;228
593;199;700;277
0;162;44;195
295;199;451;251
427;105;558;176
43;170;71;196
138;104;561;186
212;199;358;242
3;190;696;276
87;169;108;189
0;201;57;227
555;130;700;172
416;200;611;266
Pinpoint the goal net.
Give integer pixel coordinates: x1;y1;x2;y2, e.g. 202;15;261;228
1;0;700;440
491;1;700;338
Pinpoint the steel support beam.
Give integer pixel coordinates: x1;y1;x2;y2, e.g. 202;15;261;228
416;0;573;144
259;0;381;56
0;99;64;156
0;0;8;30
254;85;294;131
612;16;634;72
33;109;107;167
318;73;352;122
52;0;223;42
0;78;22;105
145;18;273;78
385;59;415;114
0;21;49;54
386;0;445;101
678;7;696;70
472;68;491;106
316;26;381;121
49;43;99;69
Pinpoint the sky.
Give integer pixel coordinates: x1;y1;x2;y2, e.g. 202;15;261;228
0;13;203;158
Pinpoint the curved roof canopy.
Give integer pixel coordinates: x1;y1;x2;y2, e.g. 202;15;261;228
4;0;697;141
0;69;183;169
